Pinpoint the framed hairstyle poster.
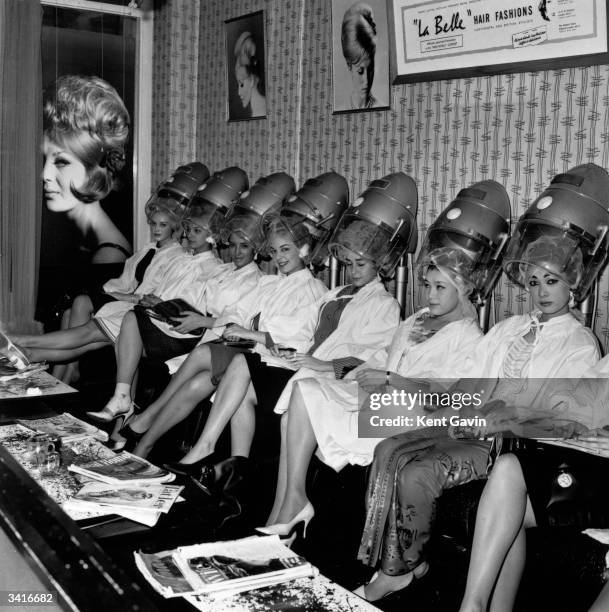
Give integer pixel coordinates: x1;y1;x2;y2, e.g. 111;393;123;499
225;11;267;121
389;0;609;84
332;0;390;113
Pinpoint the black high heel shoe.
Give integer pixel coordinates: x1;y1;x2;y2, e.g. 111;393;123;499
110;422;146;452
163;453;218;477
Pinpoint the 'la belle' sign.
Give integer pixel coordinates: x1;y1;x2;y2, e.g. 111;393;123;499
389;0;609;83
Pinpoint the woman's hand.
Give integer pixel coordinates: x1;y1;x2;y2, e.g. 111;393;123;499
355;369;388;393
139;294;162;308
171;312;209;334
283;354;333;372
222;324;250;341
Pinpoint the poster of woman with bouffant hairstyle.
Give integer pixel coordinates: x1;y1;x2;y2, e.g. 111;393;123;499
225;11;267;121
332;0;390;113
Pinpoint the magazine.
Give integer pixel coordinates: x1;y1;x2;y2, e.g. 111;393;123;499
135;299;206;334
64;498;163;527
68;451;175;484
18;413;108;443
0;361;47;382
134;536;316;598
185;573;382;612
73;481;182;513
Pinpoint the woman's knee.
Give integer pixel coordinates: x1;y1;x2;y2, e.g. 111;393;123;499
185;373;211;397
72;294;93;314
489;454;525;490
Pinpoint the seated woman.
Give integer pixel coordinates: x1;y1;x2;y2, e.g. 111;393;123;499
49;162;210;384
356;237;600;602
110;225;264;450
84;202;225;425
162;219;403;486
12;203;220;383
127;215;330;460
51;205;183;384
259;246;482;546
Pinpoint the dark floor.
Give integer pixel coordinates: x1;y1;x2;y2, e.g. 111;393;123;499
57;352;609;612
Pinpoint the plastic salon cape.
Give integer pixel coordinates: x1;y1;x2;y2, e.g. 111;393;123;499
92;240;184;341
95;248;222;341
280;308;483;471
272;278;400;414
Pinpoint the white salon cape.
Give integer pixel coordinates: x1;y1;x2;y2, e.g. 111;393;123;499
164;261;263;373
145;249;223;340
273;279;400;415
244;268;328;367
92;241;184;341
463;312;600;380
290;309;483;471
102;240;183;295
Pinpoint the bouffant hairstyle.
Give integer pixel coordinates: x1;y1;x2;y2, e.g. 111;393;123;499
234;31;264;93
43;75;130;203
341;2;377;66
145;201;183;235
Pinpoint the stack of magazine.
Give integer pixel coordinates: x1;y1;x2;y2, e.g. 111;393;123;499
135;535;316;601
18;413;109;443
66;452;182;526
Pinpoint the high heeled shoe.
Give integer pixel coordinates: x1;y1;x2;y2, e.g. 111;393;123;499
352;561;429;602
0;330;30;370
86;394;134;424
256;501;315;545
110;420;146;452
163;452;218;477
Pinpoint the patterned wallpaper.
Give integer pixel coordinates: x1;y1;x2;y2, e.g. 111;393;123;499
151;0;200;181
152;0;609;352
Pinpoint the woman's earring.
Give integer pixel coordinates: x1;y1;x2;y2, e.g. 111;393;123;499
569;290;576;308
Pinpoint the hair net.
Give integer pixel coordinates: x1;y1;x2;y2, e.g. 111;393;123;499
183;202;225;237
220;212;262;251
516;235;583;289
331;219;386;265
417;247;478;321
145;197;183;229
262;213;314;260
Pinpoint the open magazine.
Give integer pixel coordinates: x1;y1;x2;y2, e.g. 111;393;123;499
134;535;316;598
18;413;108;443
68;451;175;484
135;299;206;334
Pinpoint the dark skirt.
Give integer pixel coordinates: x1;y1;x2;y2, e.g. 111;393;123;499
208;343;247;386
243;352;295;415
511;441;609;527
87;288;117;312
134;310;199;361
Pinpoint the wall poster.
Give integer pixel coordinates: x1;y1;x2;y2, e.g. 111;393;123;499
390;0;609;83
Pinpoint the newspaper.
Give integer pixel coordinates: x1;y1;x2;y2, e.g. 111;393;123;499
18;413;108;443
135;536;315;598
68;451;175;484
